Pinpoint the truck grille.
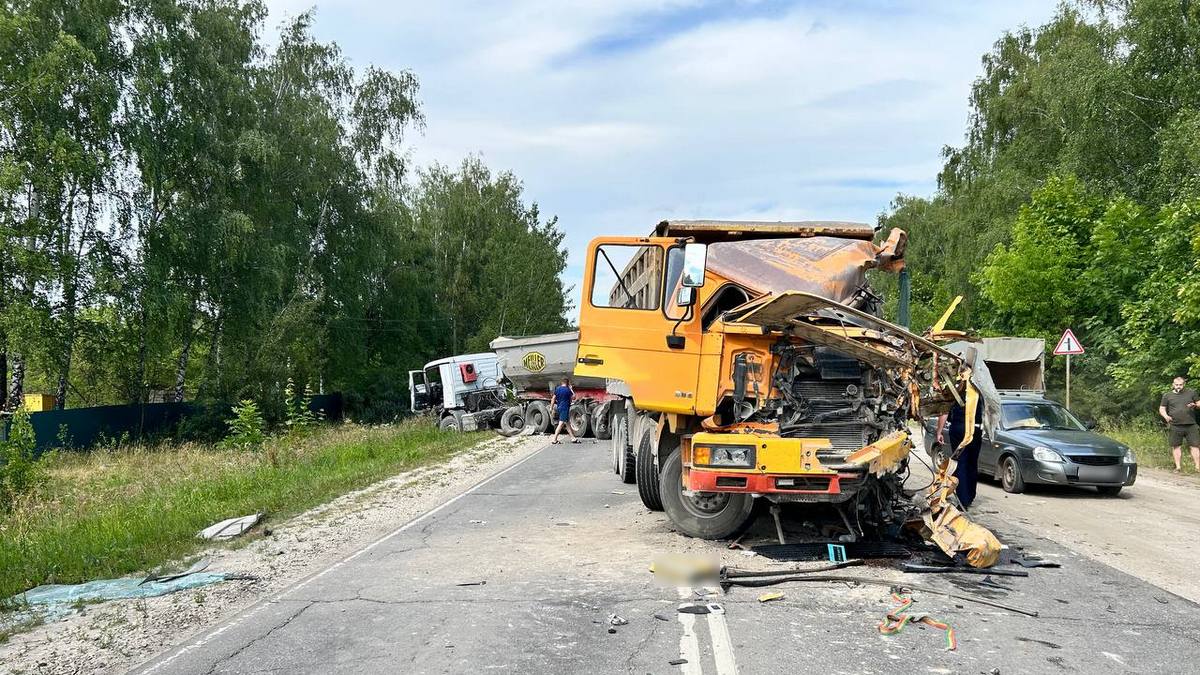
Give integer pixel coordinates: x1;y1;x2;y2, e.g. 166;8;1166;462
788;380;870;453
1068;455;1120;466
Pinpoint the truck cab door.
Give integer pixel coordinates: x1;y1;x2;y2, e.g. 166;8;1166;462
409;370;428;412
576;237;704;413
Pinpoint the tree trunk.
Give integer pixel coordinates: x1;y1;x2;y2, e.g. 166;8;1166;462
8;353;24;412
0;346;7;411
175;328;193;403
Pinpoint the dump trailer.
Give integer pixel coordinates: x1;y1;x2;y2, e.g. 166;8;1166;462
577;219;1001;567
489;332;617;438
408;332;617;437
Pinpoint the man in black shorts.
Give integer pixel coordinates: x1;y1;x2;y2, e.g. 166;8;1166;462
1160;376;1200;473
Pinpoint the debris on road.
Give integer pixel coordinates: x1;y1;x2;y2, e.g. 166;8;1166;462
139;558;211;586
653;612;671;621
607;614;628;626
757;592;785;603
669;658;689;666
752;541;911;562
9;571;235;623
197;513;263;541
676;603;711;615
454;581;486;587
903;562;1028;577
878;592;958;651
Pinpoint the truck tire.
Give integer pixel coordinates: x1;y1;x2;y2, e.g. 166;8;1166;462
568;404;590;438
498;405;525;436
592;404;612;441
618;420;636;484
439;411;464;432
610;414;625;474
636;429;663;510
659;451;755;539
525;401;551;434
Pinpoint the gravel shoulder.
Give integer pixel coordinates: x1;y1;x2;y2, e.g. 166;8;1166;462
0;433;547;675
971;466;1200;603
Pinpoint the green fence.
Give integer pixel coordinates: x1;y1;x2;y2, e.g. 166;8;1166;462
1;394;343;456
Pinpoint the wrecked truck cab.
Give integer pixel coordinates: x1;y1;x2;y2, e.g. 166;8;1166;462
576;220;1001;568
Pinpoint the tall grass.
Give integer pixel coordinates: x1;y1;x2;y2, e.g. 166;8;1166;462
0;422;481;601
1104;422;1179;471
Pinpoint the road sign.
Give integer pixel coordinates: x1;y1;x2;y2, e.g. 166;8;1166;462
1053;329;1085;356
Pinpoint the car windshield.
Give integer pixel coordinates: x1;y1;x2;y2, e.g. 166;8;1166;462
1001;401;1085;431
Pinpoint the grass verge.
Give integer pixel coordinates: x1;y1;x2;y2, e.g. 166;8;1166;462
0;421;482;602
1105;423;1181;471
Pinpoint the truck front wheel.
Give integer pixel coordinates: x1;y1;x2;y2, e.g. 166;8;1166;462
659;452;755;539
636;429;663;510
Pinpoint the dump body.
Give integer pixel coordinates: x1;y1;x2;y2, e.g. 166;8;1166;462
577;219;999;567
489;332;606;392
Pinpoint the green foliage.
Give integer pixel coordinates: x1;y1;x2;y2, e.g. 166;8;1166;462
0;1;569;419
878;0;1200;422
1;409;46;510
284;379;318;433
223;399;265;451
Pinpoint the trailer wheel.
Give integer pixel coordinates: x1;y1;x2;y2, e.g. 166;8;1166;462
439;411;464;432
524;401;551;434
568;404;590;438
659;451;754;539
618;419;636;484
592;404;612;440
635;428;663;510
498;406;525;436
610;414;626;474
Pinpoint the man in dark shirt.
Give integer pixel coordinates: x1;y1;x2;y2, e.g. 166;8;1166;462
551;378;579;444
1160;376;1200;473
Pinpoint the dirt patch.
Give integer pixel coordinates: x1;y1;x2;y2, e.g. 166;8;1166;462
0;434;546;675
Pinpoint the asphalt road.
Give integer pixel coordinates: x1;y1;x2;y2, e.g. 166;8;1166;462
134;441;1200;674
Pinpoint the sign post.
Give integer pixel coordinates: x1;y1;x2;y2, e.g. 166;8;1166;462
1053;329;1085;409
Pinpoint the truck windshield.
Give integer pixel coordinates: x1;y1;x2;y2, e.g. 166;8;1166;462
1001;402;1084;431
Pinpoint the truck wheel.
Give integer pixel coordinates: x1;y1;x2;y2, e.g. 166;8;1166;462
592;404;612;441
439;411;464;432
636;428;663;510
610;414;626;474
618;421;637;484
568;404;590;438
498;406;525;436
1000;455;1026;494
659;451;754;539
525;401;551;434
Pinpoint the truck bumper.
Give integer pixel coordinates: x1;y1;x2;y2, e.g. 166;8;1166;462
685;467;862;496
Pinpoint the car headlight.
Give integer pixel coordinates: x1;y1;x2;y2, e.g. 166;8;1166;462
693;444;755;468
1032;446;1064;463
1123;447;1136;464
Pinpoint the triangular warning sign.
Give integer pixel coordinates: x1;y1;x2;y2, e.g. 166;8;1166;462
1053;328;1085;355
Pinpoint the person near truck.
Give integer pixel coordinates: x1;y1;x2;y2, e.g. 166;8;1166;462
1159;376;1200;473
551;378;579;444
936;402;983;509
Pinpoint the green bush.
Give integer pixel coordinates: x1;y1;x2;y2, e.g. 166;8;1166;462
223;400;266;451
1;409;47;510
284;379;319;433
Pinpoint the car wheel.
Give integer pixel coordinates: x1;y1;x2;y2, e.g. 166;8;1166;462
636;427;663;510
1097;485;1123;496
1000;455;1025;494
659;451;755;539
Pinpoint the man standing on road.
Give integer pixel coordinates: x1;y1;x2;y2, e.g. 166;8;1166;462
1159;376;1200;473
551;378;579;445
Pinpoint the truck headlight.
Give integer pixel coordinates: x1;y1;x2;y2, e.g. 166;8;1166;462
1032;446;1063;463
1123;448;1136;464
693;444;755;468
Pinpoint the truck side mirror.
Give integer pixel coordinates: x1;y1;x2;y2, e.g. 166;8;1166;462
682;242;707;287
676;287;696;307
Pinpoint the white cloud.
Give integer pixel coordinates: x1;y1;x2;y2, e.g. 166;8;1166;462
264;0;1059;320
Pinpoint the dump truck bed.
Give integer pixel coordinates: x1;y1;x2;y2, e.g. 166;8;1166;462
489;332;606;392
654;219;876;243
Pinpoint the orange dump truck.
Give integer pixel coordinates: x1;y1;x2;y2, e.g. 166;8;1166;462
577;220;999;567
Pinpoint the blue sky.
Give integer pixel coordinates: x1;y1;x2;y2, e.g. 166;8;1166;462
263;0;1058;318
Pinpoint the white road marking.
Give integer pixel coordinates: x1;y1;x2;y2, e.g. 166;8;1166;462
703;585;740;675
676;587;704;674
135;444;550;674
